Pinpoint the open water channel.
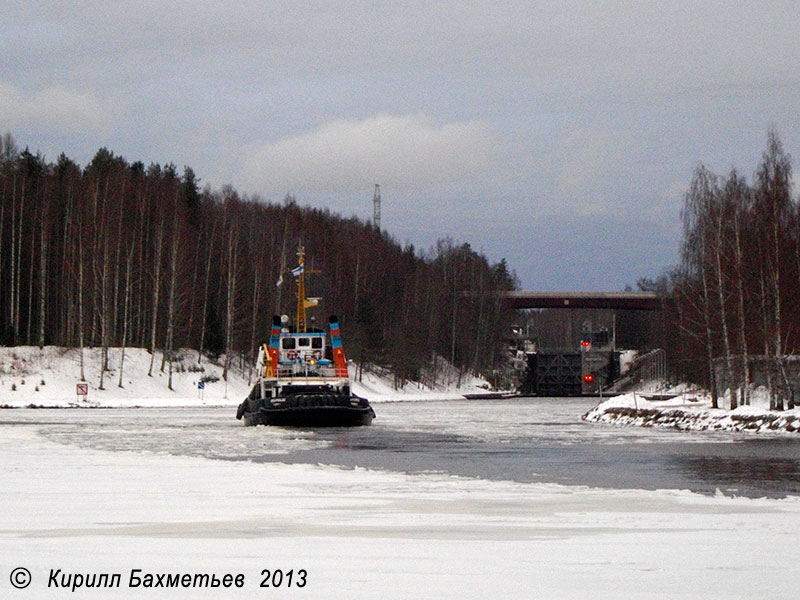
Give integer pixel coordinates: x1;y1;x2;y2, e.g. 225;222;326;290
4;397;800;498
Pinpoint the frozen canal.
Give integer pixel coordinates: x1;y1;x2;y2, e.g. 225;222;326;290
11;397;800;498
2;398;800;599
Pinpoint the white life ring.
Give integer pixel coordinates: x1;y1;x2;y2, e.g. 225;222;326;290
287;350;297;360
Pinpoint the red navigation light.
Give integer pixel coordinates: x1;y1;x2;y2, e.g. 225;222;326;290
583;374;594;383
581;340;591;348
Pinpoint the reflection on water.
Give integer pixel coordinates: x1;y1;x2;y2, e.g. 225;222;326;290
675;455;800;488
2;398;800;498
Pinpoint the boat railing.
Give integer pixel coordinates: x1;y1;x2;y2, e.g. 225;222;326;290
273;365;349;381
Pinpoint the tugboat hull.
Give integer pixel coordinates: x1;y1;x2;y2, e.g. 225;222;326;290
238;393;375;427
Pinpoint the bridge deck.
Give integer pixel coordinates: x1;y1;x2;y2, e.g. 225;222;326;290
500;291;662;310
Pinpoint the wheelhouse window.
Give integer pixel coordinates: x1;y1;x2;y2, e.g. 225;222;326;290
311;337;323;349
282;338;296;350
298;337;310;347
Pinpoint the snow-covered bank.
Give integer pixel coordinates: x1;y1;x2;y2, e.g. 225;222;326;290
0;346;250;408
350;365;493;402
3;422;800;599
583;391;800;434
0;346;493;408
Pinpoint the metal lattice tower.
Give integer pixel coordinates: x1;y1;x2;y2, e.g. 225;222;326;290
372;184;381;230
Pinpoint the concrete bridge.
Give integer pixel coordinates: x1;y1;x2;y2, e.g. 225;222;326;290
499;291;662;311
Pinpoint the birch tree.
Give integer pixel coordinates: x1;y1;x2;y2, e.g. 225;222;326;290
753;131;793;409
681;165;719;407
725;171;751;405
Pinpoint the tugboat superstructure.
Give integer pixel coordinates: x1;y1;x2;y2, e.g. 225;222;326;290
236;247;375;427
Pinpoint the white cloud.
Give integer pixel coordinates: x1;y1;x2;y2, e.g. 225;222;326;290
238;114;496;197
0;82;107;133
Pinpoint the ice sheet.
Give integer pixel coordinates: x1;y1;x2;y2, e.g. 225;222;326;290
2;424;800;599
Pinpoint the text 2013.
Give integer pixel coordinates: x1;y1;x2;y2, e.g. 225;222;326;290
260;569;307;588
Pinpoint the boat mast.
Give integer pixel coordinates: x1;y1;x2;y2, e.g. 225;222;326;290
296;246;307;332
294;245;320;332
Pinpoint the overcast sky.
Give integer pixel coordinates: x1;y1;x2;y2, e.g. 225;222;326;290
3;1;800;290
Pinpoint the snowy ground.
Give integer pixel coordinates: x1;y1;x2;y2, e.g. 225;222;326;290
0;346;491;408
584;389;800;434
2;418;800;599
0;346;249;407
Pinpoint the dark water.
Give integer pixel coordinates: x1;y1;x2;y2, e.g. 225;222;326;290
3;398;800;498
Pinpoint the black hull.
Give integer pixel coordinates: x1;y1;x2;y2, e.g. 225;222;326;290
243;406;374;427
237;391;375;427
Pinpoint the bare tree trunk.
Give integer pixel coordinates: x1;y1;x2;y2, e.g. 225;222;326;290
248;266;261;385
675;284;688;382
771;218;787;410
78;226;86;382
162;196;181;375
9;175;16;341
111;179;125;346
700;242;718;408
61;188;73;345
26;206;36;343
13;178;24;342
147;226;164;376
222;237;238;382
450;289;457;367
353;252;360;317
733;205;750;405
185;233;202;347
135;189;148;346
274;214;289;314
759;266;775;408
98;238;110;390
90;177;101;345
163;217;181;390
198;219;216;364
472;271;485;373
713;210;735;409
38;179;50;349
118;245;133;388
38;225;47;348
0;176;8;337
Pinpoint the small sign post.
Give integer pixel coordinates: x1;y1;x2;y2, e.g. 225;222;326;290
76;383;88;402
198;380;205;400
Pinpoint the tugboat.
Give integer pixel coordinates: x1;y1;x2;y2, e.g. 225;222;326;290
236;247;375;427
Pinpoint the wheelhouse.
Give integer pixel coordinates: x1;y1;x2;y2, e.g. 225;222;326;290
279;331;326;364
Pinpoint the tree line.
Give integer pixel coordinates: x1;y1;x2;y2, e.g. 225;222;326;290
642;131;799;410
0;134;517;389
